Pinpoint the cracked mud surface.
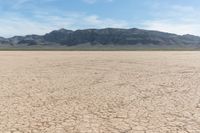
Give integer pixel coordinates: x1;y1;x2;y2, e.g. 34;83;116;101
0;51;200;133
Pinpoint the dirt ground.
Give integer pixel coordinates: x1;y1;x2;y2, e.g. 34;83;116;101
0;51;200;133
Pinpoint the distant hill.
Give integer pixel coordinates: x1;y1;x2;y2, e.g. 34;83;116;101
1;28;200;49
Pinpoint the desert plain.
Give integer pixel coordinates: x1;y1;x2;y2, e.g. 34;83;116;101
0;51;200;133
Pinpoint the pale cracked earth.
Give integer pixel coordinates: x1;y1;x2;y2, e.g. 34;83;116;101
0;51;200;133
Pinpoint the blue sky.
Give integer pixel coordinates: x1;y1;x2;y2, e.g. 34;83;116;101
0;0;200;37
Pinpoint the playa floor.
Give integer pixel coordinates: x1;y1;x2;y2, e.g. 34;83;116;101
0;51;200;133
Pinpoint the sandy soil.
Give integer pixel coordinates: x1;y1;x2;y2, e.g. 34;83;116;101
0;51;200;133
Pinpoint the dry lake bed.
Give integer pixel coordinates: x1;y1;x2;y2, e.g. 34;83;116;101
0;51;200;133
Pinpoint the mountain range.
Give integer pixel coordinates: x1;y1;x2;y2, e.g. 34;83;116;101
1;28;200;48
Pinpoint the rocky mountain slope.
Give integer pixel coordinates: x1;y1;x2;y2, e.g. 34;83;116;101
1;28;200;47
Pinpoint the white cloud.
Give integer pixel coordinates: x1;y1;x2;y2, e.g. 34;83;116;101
143;5;200;36
0;16;54;37
10;0;33;9
5;1;200;37
82;0;114;4
83;0;97;4
143;20;200;35
83;15;128;28
0;12;129;37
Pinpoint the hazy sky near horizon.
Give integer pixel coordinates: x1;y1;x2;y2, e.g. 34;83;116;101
0;0;200;37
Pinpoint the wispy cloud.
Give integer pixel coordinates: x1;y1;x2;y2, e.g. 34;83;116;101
143;20;200;35
0;11;129;37
83;15;128;28
82;0;114;4
83;0;97;4
0;0;125;37
143;5;200;36
6;0;33;9
1;0;200;37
